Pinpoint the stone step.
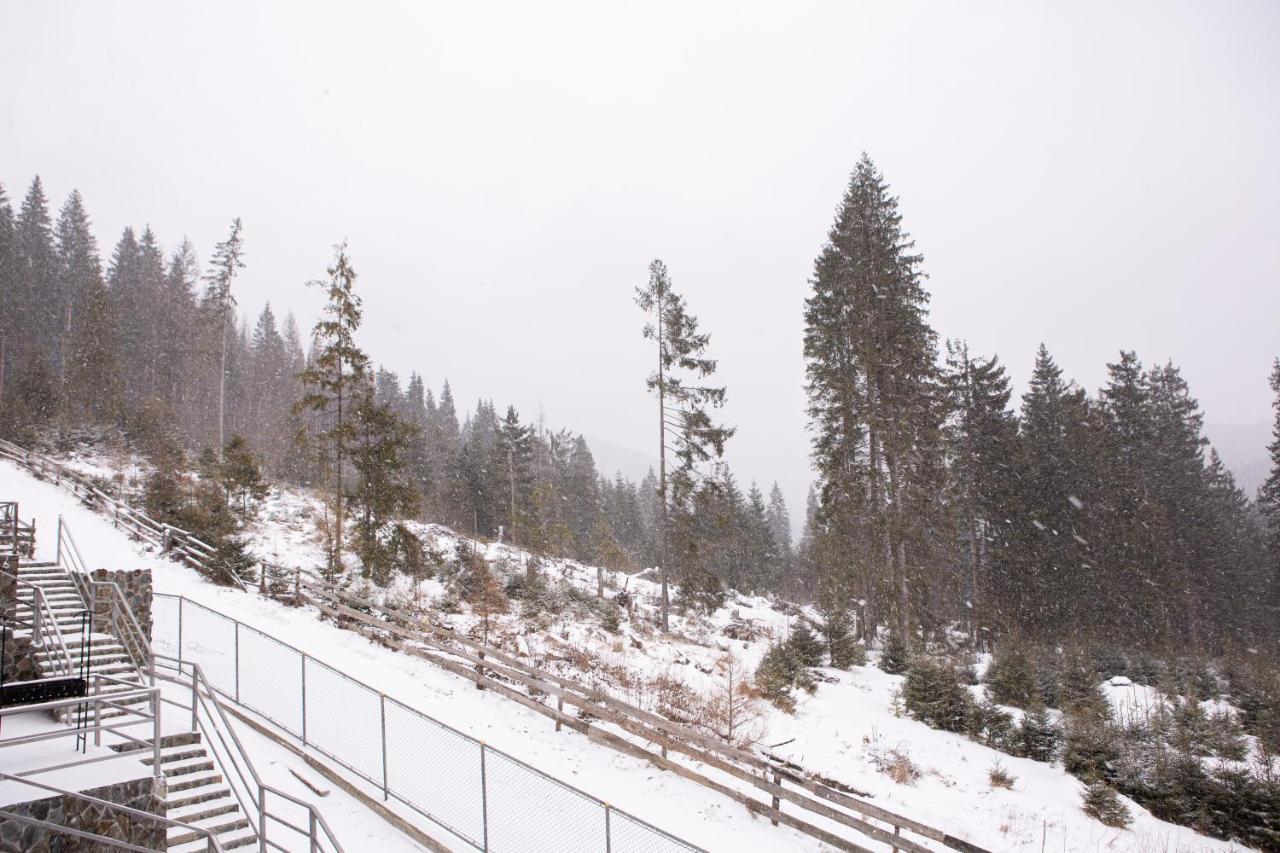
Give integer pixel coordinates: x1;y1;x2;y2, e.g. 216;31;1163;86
166;779;229;811
138;743;210;767
112;731;202;753
163;769;224;793
166;813;251;847
170;825;257;851
169;795;240;827
160;756;217;779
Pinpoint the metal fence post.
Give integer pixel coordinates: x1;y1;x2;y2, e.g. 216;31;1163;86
380;693;389;801
605;803;612;853
258;785;267;853
301;654;307;746
55;516;62;565
309;811;318;853
235;621;240;703
480;743;489;852
177;597;184;663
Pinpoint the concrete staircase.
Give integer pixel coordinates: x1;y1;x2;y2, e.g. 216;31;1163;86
15;561;258;851
112;732;257;851
13;562;147;721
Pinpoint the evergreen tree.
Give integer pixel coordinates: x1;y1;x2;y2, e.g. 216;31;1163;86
943;340;1022;642
803;155;944;644
636;258;734;629
348;381;418;585
14;177;58;365
1016;345;1097;635
297;243;369;577
64;261;123;426
53;190;101;388
0;182;15;399
204;218;245;454
1261;358;1280;618
765;482;792;556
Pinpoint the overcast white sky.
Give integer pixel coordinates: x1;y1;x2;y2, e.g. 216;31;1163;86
3;1;1278;524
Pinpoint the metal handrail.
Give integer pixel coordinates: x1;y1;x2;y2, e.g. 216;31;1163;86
0;568;76;678
57;518;154;683
153;654;345;853
0;677;164;777
0;772;225;852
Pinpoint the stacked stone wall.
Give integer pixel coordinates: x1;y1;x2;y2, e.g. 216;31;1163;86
0;775;166;852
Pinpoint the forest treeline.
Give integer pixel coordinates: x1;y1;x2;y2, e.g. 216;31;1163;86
0;177;793;594
0;166;1277;658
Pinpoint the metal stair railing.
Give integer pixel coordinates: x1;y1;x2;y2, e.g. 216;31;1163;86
0;567;77;679
56;517;155;685
152;655;345;853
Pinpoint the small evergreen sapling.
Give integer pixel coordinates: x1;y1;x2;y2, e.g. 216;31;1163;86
879;630;910;675
1081;782;1131;829
902;656;973;733
788;622;825;668
1017;703;1061;762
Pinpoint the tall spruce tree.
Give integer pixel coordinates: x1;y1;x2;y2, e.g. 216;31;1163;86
297;243;369;577
15;178;58;364
53;190;100;388
1017;345;1096;635
803;155;943;643
943;340;1022;642
636;259;734;629
204;219;245;454
0;183;15;399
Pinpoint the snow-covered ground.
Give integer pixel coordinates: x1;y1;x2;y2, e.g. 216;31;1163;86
1;450;1255;852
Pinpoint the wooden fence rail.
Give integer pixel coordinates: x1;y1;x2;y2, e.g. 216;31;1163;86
0;439;245;591
298;578;989;853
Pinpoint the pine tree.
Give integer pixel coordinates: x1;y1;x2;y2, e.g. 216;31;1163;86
1261;358;1280;618
765;482;792;556
14;177;59;366
1016;345;1097;635
803;155;944;644
297;243;369;578
636;259;734;629
0;182;15;399
348;381;418;585
53;190;101;388
204;219;245;454
944;340;1021;642
65;264;123;426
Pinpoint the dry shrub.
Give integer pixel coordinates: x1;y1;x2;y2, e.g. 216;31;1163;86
988;759;1017;789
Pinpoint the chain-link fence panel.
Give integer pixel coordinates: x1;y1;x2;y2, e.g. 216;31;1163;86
176;599;237;695
151;593;179;656
483;748;606;853
237;624;304;736
384;698;486;848
302;657;384;783
608;807;704;853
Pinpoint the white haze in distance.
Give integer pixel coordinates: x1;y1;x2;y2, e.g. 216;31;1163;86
2;1;1278;532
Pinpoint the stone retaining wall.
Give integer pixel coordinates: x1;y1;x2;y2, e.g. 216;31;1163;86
0;775;167;852
88;569;153;640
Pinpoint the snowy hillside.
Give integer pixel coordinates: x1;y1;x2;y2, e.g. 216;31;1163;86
2;447;1256;853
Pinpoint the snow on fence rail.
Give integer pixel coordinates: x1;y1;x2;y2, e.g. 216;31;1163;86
0;439;242;590
296;580;990;853
152;593;704;853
